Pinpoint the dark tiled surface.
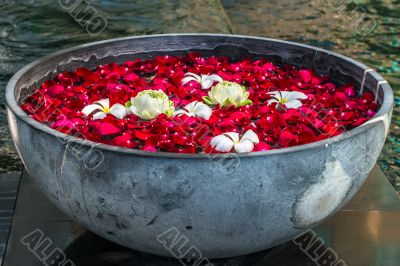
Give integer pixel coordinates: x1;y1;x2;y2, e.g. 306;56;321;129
1;166;399;266
0;172;20;264
11;173;69;223
341;167;400;211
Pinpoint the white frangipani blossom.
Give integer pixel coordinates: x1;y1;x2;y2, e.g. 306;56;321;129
182;72;223;90
82;98;127;120
210;130;259;153
174;101;213;120
267;91;308;109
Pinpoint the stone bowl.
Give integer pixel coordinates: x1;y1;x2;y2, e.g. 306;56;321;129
6;34;393;259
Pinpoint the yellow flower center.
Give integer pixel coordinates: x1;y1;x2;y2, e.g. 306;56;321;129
280;98;288;104
102;106;110;113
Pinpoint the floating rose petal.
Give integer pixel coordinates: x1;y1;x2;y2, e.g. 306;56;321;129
254;142;272;151
98;122;121;136
112;133;138;148
19;54;379;153
299;69;312;83
141;145;157;152
47;85;64;97
278;131;298;147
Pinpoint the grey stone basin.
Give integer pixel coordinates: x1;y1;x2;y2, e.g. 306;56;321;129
5;34;393;259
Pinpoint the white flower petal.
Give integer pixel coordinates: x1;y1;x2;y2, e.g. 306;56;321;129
210;135;234;152
184;101;198;113
109;103;127;119
200;77;213;89
128;105;137;115
174;109;192;117
267;91;306;109
133;94;155;111
211;130;258;153
209;74;223;83
185;72;201;80
267;91;281;98
268;98;279;104
194;104;212;120
182;73;201;85
287;91;308;101
95;98;110;109
241;130;259;144
183;73;222;89
223;132;240;143
285;100;303;109
140;111;155;120
92;112;107;120
234;139;255;153
280;91;291;99
82;104;103;116
182;76;198;85
175;101;212;119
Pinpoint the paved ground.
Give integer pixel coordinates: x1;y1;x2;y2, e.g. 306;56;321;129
0;172;19;263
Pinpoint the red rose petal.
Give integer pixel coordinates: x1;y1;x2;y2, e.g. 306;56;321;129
299;69;312;83
98;122;121;136
278;131;298;147
19;54;378;153
47;85;64;97
134;130;153;141
254;142;271;151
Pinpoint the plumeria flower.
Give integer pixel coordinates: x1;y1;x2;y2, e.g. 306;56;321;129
127;89;175;120
203;81;252;107
182;72;223;90
174;101;213;120
210;130;259;153
82;99;127;120
267;91;308;109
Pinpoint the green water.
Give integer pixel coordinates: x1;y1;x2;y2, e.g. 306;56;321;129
0;0;398;190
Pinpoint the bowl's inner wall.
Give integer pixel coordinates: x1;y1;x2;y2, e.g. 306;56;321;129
15;35;384;109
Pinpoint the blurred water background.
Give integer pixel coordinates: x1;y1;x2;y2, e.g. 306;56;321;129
0;0;398;190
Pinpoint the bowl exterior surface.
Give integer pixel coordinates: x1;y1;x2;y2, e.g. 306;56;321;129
6;34;392;259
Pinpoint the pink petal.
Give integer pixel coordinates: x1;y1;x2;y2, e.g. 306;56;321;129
47;85;64;97
254;142;272;151
141;145;157;152
299;70;312;83
98;122;121;136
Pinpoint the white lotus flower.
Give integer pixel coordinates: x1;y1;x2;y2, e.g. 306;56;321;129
210;130;259;153
81;98;127;120
267;91;308;109
174;101;213;120
203;81;252;107
182;72;223;90
127;89;174;120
